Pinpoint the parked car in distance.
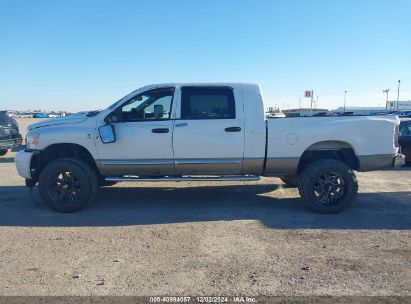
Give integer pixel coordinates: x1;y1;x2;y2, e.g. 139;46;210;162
15;83;404;213
400;111;411;118
0;111;23;156
266;112;286;118
33;113;49;118
313;112;330;117
399;118;411;164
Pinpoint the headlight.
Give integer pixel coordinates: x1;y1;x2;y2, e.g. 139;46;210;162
26;131;40;149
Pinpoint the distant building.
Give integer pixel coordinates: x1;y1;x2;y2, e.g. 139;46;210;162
332;107;387;115
282;108;329;117
386;100;411;110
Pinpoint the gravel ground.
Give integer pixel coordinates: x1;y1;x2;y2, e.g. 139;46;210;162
0;119;409;297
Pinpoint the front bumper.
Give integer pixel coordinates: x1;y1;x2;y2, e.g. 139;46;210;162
0;137;22;150
15;150;35;179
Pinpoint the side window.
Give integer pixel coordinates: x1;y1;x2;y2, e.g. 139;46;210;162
118;88;174;122
181;87;235;120
399;123;411;136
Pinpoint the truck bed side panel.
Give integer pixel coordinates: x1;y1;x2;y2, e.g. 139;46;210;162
265;115;399;175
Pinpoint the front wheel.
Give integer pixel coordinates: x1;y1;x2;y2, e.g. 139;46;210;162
298;159;358;213
38;158;98;213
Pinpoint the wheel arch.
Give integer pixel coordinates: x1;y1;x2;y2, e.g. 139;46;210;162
31;143;100;181
298;140;359;172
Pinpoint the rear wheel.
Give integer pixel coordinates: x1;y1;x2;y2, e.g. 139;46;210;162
0;149;7;156
38;158;98;213
280;176;298;187
298;159;358;213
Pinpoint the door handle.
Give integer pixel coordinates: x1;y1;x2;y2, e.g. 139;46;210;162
225;127;241;132
175;122;188;127
152;128;169;133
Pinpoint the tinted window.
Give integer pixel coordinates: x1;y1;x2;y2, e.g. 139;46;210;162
181;87;235;120
399;122;411;136
117;88;174;122
0;111;17;128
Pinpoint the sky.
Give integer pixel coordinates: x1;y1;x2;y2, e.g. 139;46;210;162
0;0;410;112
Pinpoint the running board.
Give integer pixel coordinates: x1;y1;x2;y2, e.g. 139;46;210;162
105;175;260;182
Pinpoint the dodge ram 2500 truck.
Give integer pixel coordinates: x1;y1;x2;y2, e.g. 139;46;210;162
15;83;404;213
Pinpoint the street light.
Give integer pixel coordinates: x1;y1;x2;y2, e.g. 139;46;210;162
383;89;389;109
397;80;401;111
344;91;348;112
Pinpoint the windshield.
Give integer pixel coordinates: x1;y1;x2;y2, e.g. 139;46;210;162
108;89;139;110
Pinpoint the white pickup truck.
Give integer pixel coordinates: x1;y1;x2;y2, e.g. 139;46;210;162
15;83;404;213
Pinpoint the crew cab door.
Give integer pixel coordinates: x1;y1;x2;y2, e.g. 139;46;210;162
95;88;175;176
172;86;245;175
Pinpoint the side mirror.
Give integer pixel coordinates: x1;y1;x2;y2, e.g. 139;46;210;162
154;104;164;119
99;124;116;144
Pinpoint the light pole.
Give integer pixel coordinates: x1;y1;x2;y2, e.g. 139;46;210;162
344;91;347;112
396;80;401;111
383;89;389;109
310;90;314;115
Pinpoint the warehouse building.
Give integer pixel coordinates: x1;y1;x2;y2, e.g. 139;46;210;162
386;100;411;110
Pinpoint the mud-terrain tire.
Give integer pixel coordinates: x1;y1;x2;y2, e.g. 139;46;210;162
38;157;98;213
280;176;298;187
0;149;7;156
298;159;358;213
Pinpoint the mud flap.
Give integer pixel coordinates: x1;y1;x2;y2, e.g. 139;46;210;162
25;178;37;189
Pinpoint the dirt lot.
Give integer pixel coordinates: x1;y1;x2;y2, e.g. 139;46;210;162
0;118;409;296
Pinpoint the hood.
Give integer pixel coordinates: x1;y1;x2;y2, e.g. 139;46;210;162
28;112;90;130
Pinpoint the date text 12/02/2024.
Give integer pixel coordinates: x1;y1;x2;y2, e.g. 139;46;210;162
149;296;256;303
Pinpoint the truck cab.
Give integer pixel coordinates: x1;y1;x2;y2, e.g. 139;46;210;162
95;83;265;177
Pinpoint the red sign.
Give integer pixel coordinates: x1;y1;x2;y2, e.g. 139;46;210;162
305;91;312;98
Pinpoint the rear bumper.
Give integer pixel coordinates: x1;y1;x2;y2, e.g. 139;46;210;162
358;153;405;171
0;137;22;150
393;153;406;167
15;150;35;179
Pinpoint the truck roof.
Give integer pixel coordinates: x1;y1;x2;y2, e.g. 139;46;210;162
108;82;263;112
138;82;261;91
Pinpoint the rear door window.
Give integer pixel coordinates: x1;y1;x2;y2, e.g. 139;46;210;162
181;87;235;120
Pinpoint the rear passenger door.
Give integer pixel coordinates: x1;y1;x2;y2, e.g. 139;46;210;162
172;86;245;175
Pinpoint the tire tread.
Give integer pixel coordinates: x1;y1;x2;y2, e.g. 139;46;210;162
38;157;98;212
298;159;358;213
